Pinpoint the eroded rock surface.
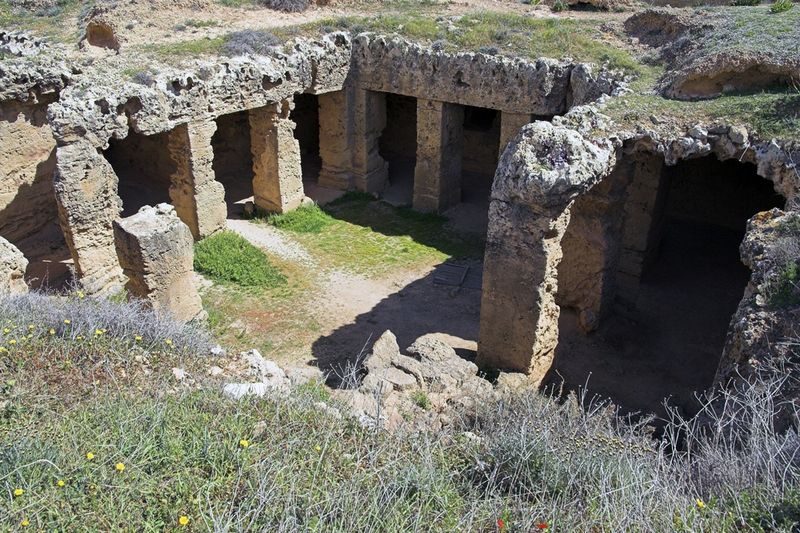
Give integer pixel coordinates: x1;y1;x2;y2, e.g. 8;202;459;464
0;237;28;294
113;204;204;322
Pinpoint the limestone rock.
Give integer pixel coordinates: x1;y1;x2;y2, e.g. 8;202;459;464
223;382;272;400
717;209;800;383
240;349;287;382
0;30;47;57
0;237;28;294
284;365;325;386
113;203;204;322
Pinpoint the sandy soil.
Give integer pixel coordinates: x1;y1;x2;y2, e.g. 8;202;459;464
224;216;482;372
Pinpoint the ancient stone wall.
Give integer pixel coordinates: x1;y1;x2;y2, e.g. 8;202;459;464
0;97;59;244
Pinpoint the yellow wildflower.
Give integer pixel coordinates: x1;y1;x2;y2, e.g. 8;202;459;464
0;347;7;353
13;488;24;497
134;335;143;342
49;329;55;335
56;479;66;488
20;519;30;528
239;439;250;448
178;515;190;526
165;339;173;346
27;325;34;330
314;445;322;452
86;452;95;460
696;499;706;510
115;462;126;472
64;319;71;325
76;336;84;341
8;339;16;345
3;327;9;334
94;329;104;336
76;291;85;299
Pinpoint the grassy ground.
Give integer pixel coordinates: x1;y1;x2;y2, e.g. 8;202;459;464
604;67;800;141
201;194;484;360
263;193;485;276
3;293;800;531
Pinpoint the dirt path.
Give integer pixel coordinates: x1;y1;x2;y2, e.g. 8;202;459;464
223;217;481;369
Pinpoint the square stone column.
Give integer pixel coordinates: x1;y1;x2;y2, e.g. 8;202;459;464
167;121;227;239
54;142;125;294
413;99;464;213
499;112;532;157
318;86;388;194
318;89;352;190
249;101;305;214
114;204;204;322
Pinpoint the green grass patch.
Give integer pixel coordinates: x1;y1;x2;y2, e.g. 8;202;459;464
267;203;334;233
264;193;484;276
194;231;286;288
279;12;642;74
769;261;800;308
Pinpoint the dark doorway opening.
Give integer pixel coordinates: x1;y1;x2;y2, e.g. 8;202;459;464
445;105;500;236
549;155;786;417
291;93;321;185
379;93;418;207
104;130;175;218
211;110;254;218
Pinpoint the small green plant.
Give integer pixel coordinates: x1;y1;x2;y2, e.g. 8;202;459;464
410;390;431;410
222;29;280;56
768;261;800;308
256;0;309;12
771;0;794;12
551;0;568;11
732;0;761;5
267;204;334;233
194;231;286;288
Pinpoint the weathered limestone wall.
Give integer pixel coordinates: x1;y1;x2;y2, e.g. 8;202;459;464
477;120;616;378
557;166;631;332
318;85;388;193
54;142;124;294
352;35;622;116
0;97;59;243
249;102;305;213
113;204;204;322
499;112;533;157
166;121;227;239
0;236;28;294
413;99;464;213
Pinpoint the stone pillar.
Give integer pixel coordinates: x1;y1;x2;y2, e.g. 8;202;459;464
0;236;28;294
318;89;352;190
167;121;227;240
249;101;305;214
54;142;124;294
351;88;388;194
113;203;205;322
413;99;464;213
318;86;388;194
476;122;615;381
499;112;532;157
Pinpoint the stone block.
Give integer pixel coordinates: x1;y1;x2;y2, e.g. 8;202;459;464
113;203;204;322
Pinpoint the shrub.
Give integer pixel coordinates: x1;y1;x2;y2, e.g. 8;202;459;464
194;231;286;288
771;0;794;12
0;290;212;356
221;29;280;57
477;45;499;55
551;0;568;11
255;0;309;13
411;390;431;410
267;204;334;233
732;0;761;5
